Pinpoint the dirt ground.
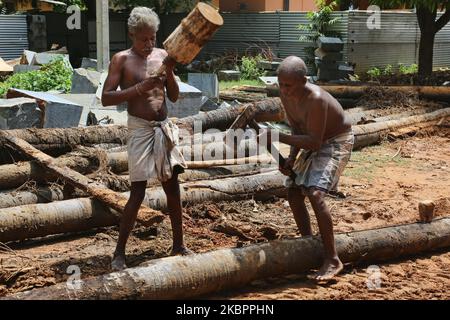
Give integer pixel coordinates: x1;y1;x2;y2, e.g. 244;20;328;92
0;128;449;299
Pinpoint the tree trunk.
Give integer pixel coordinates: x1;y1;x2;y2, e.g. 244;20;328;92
353;108;450;149
6;218;450;300
4;125;128;148
347;106;439;125
176;98;284;134
2;107;445;191
185;155;274;169
0;99;284;161
0;147;273;191
0;150;127;190
0;186;64;209
0;171;285;243
0;198;120;243
267;85;450;102
0;163;276;207
0;133;165;227
416;6;436;78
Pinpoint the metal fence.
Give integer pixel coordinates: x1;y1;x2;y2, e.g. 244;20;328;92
2;10;449;73
0;14;28;60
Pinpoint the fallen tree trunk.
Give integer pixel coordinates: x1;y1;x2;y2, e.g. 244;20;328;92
353;108;450;149
6;217;450;300
2;107;445;190
1;99;284;153
0;163;276;207
0;150;127;190
0;171;285;243
0;146;272;191
4;125;128;148
185;155;274;169
268;85;450;102
176;98;284;134
346;106;438;125
0;198;120;243
0;132;165;227
0;186;64;209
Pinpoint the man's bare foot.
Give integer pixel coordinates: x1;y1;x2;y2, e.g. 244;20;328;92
314;258;343;282
170;246;194;256
111;253;127;271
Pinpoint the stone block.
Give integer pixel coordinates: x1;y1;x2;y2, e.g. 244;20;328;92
218;70;241;81
71;68;102;94
188;73;219;99
318;37;344;52
0;98;41;129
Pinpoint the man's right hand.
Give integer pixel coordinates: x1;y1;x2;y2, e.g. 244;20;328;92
279;157;295;176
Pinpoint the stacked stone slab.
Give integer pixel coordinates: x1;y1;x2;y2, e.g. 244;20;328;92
315;37;354;81
257;60;281;76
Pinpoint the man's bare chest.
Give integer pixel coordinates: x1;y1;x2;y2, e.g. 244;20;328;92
284;103;308;132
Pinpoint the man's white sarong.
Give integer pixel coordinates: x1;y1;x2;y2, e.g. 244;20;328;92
127;115;186;183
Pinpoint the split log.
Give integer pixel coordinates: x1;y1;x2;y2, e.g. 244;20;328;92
0;132;165;227
6;217;450;300
353;108;450;149
0;171;285;243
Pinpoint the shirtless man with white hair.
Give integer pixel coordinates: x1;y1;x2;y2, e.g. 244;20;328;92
263;56;353;281
102;7;190;271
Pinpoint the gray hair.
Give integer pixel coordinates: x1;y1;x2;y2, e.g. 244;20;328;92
277;56;308;78
128;7;160;34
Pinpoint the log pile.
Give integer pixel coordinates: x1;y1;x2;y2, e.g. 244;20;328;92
0;85;448;299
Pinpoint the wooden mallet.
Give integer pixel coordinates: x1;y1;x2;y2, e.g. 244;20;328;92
153;2;224;76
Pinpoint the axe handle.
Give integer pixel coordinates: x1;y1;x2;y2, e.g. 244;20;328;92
249;120;296;179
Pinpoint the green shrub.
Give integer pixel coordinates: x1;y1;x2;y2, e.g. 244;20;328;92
398;63;418;75
366;67;381;80
0;58;72;97
239;55;266;80
383;64;394;76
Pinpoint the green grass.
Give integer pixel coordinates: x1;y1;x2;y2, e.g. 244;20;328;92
219;79;263;91
343;145;411;181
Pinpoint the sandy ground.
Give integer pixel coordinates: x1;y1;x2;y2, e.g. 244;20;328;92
0;128;449;299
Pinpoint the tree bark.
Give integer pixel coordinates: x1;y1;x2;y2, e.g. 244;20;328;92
0;186;64;209
0;151;127;191
416;5;436;78
6;218;450;300
0;163;276;207
4;125;128;148
176;98;284;134
2;107;445;191
267;85;450;102
353;108;450;149
347;106;439;125
0;132;165;227
0;171;285;243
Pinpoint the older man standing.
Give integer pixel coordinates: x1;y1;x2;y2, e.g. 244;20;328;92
265;56;353;281
102;7;190;271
